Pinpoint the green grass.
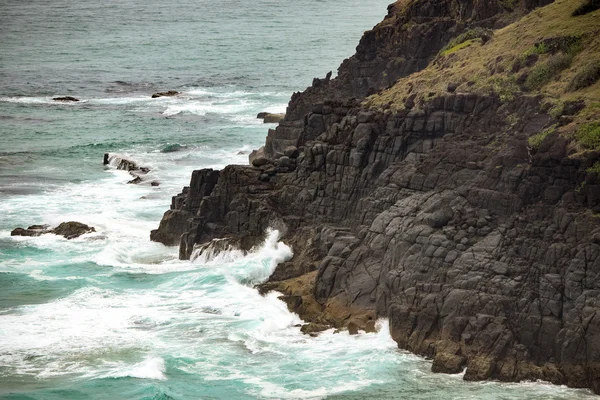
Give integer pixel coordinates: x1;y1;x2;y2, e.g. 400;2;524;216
490;76;520;101
528;125;556;150
440;39;478;56
439;28;492;56
525;52;576;90
568;61;600;91
576;122;600;149
548;100;564;119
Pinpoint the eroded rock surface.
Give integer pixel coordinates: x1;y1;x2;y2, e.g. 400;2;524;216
151;0;600;393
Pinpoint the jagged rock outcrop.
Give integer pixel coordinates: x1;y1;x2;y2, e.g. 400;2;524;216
12;222;95;239
262;0;554;159
152;0;600;393
151;90;179;98
104;153;158;185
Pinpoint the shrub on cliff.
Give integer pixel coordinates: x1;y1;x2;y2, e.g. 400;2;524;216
576;122;600;149
572;0;600;16
568;62;600;91
439;28;493;56
528;125;556;150
525;53;574;90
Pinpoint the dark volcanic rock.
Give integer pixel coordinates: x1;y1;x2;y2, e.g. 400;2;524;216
149;0;600;394
153;90;600;392
12;222;95;239
11;227;45;237
104;153;156;185
151;90;179;98
53;96;79;102
52;222;95;239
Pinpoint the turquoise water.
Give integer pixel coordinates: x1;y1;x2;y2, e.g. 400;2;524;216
0;1;596;399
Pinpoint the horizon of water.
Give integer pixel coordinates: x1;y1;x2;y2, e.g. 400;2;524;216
0;0;596;399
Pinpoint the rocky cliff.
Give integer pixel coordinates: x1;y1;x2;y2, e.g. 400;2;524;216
152;0;600;393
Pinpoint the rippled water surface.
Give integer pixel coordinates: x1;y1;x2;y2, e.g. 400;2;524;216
0;0;596;399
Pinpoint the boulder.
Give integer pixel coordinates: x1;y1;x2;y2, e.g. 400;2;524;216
51;222;96;239
257;112;285;123
249;146;266;166
283;146;299;159
252;156;271;168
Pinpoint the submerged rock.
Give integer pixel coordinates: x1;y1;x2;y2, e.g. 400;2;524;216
52;96;79;102
11;222;95;239
151;90;179;98
160;143;186;153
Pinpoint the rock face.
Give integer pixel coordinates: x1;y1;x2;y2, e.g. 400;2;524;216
152;0;600;394
12;222;95;239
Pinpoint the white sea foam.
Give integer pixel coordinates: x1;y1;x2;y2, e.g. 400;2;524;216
0;96;84;105
114;357;167;380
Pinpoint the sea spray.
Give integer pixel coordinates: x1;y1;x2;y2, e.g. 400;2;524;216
192;229;293;286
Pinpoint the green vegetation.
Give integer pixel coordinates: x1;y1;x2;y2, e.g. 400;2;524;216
366;0;600;120
524;42;551;57
576;122;600;149
440;40;477;56
572;0;600;16
439;28;492;56
587;161;600;174
528;125;556;150
499;0;518;10
523;36;584;90
568;62;600;91
525;52;576;90
548;100;564;119
490;76;520;101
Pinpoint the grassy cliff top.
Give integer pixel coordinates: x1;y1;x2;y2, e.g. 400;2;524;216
366;0;600;127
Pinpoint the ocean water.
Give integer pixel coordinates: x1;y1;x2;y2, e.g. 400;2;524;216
0;0;595;399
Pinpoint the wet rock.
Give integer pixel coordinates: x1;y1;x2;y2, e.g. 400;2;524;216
52;96;79;102
51;222;96;239
149;0;600;394
300;323;329;335
151;90;179;98
12;222;95;239
11;227;45;237
104;153;155;185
